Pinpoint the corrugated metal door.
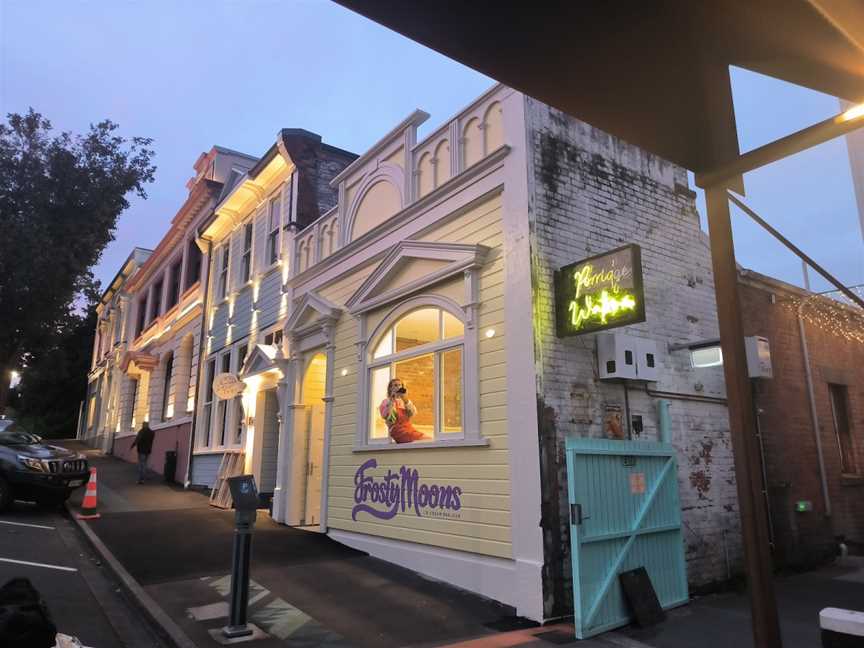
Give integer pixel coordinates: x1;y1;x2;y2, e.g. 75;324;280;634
566;437;688;639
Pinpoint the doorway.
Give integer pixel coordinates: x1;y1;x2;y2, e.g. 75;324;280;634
297;352;326;526
258;388;280;497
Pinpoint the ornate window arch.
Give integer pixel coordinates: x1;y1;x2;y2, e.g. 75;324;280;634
347;240;489;451
365;297;467;446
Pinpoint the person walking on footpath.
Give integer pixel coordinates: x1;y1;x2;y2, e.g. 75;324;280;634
130;421;154;485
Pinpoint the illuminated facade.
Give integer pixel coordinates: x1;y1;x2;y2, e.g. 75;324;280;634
83;247;152;451
84;84;737;622
184;85;735;622
87;147;257;481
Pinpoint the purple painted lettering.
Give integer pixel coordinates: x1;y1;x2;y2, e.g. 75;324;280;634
351;459;463;521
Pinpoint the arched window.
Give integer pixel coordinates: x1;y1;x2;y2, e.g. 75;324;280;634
367;306;465;444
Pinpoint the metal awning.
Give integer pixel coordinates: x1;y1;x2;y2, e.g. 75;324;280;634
333;3;864;646
335;0;864;175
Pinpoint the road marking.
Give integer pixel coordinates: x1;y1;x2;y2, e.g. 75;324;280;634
0;557;77;572
0;519;55;530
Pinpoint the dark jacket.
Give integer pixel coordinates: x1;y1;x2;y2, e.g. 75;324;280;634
131;425;155;455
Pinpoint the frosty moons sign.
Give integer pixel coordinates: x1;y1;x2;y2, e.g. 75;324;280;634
554;244;645;337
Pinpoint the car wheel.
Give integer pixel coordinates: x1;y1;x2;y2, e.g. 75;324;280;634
0;478;12;511
37;493;69;510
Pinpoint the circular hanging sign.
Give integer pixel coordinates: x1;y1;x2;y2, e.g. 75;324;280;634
213;373;246;400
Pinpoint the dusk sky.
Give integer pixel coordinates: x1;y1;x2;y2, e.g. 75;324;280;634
2;0;862;295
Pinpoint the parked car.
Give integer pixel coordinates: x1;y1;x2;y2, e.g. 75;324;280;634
0;424;88;509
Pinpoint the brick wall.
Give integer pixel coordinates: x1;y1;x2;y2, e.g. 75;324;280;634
525;98;741;617
739;271;864;567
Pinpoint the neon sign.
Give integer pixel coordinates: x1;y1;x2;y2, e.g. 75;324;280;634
555;244;645;336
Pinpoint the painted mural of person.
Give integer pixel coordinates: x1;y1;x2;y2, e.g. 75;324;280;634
379;378;427;444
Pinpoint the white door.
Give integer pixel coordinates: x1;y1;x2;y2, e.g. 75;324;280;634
304;404;326;525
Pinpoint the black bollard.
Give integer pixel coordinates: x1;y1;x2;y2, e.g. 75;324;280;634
222;475;259;640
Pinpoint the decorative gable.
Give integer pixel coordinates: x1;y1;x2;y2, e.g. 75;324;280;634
239;344;279;379
346;240;490;315
284;291;342;337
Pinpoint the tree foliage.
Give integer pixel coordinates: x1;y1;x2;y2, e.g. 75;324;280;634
0;109;155;419
11;277;101;437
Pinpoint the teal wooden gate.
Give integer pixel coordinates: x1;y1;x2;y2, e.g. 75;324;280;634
565;437;688;639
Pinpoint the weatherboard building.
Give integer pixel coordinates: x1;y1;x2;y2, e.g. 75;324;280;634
183;84;737;626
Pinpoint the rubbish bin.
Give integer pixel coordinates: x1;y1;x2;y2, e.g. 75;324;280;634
163;450;177;483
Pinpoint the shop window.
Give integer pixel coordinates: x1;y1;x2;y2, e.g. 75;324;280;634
829;383;857;474
267;197;281;265
161;352;174;421
200;359;216;447
130;378;140;430
234;344;249;444
367;306;465;444
214;352;232;446
241;222;253;283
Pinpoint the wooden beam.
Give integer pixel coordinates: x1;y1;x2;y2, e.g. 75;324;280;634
705;187;783;648
695;108;864;188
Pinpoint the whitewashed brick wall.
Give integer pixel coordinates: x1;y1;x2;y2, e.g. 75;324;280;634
524;97;742;615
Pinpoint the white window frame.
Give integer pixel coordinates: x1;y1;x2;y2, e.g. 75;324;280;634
199;358;216;448
267;196;281;266
355;295;484;451
366;305;466;446
241;221;253;284
217;242;231;300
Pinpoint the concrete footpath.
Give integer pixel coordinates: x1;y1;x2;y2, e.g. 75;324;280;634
64;442;864;648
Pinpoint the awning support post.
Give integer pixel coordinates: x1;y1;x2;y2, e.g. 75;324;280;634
705;186;783;648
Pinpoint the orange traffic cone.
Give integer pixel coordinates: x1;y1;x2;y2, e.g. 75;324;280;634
76;468;100;520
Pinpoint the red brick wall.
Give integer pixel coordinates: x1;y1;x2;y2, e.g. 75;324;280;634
739;277;864;567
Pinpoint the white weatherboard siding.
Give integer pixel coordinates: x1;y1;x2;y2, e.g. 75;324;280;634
324;194;512;558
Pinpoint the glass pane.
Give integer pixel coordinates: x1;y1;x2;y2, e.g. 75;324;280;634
393;354;434;439
369;366;391;439
395;308;439;353
441;348;463;435
372;329;393;359
442;310;464;339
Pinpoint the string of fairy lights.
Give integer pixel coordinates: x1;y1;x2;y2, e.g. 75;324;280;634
780;285;864;344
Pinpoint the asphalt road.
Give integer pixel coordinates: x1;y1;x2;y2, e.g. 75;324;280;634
0;500;166;648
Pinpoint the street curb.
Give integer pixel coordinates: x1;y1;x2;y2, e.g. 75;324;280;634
66;505;198;648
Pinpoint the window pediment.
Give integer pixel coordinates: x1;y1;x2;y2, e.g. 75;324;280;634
239;344;278;379
284;291;342;338
346;241;489;315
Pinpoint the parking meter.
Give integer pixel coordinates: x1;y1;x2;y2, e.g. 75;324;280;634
222;475;259;639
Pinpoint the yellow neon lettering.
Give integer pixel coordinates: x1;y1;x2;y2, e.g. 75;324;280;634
568;290;637;329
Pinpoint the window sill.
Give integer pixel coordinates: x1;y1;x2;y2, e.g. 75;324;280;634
192;447;243;456
150;416;192;431
353;438;489;452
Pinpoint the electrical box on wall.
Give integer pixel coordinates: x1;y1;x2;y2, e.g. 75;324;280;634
745;335;773;379
597;333;659;381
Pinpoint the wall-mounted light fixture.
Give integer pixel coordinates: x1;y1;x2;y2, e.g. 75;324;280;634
341;368;349;377
485;328;496;339
668;338;722;369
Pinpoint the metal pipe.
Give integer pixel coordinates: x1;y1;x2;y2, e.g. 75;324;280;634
644;383;728;405
657;399;671;444
751;382;776;549
728;193;864;309
622;381;632;440
184;238;212;488
798;295;832;517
